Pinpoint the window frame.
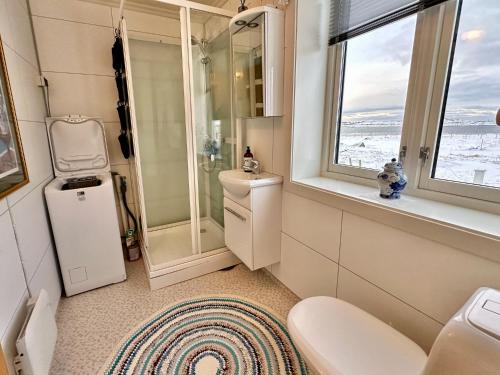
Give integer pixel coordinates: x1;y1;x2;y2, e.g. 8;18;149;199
325;12;421;181
322;0;500;205
417;0;500;203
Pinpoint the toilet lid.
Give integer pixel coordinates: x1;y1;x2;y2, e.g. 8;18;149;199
287;297;427;375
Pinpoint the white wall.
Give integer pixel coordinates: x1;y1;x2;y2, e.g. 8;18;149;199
29;0;192;234
273;192;500;352
0;0;61;372
291;0;329;179
236;0;500;354
29;0;133;235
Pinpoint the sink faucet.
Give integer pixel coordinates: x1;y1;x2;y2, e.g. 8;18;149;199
248;160;261;174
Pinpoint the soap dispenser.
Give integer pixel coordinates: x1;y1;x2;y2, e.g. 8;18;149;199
243;146;253;172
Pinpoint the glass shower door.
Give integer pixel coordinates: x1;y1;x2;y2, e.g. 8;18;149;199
121;5;233;271
123;6;199;268
129;37;194;265
190;10;232;253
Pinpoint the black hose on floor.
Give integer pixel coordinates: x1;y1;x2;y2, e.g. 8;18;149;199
120;176;138;232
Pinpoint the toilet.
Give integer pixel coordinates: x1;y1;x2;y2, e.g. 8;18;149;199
288;288;500;375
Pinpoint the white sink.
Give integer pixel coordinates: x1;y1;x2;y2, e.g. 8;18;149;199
218;169;283;198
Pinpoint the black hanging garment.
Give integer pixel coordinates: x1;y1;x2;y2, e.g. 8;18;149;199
117;102;131;159
112;32;132;159
112;35;125;72
115;72;128;103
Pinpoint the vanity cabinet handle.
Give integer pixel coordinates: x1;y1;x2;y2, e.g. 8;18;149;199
224;207;246;222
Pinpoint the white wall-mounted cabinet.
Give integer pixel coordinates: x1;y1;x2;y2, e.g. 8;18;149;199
221;172;282;270
230;6;284;118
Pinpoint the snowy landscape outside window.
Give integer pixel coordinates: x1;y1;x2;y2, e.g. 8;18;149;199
431;0;500;189
325;0;500;203
334;16;417;171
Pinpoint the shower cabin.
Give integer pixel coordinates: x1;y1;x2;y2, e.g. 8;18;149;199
119;1;239;289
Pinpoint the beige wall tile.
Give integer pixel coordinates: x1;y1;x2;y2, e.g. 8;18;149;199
33;16;114;75
338;267;443;353
8;178;53;281
27;243;61;313
29;0;112;26
3;45;46;123
272;233;338;298
110;164;134;204
112;8;181;37
43;72;119;122
6;122;53;206
340;212;500;323
244;117;274;172
282;192;341;261
0;0;13;48
0;213;27;338
5;0;38;66
0;291;28;375
104;122;129;166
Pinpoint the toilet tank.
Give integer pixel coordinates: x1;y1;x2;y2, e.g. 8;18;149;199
423;288;500;375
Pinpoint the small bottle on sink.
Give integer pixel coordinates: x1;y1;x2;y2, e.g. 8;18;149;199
243;146;253;172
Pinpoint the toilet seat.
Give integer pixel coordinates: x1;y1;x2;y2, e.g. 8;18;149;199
287;297;427;375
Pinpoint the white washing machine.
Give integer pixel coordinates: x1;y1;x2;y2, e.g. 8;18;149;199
44;115;126;296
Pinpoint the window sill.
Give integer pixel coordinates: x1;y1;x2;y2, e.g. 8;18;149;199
292;176;500;261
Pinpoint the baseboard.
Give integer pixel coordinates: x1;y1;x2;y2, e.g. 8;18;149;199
149;251;241;290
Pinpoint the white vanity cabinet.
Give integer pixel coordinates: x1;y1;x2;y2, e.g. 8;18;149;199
220;170;282;270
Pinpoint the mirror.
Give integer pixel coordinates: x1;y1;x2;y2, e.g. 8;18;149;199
230;6;284;118
232;14;265;118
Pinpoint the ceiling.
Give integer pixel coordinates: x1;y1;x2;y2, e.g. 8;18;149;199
121;0;229;9
84;0;229;16
191;0;228;7
81;0;231;23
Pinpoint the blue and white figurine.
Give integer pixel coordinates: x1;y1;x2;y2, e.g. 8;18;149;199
377;158;407;199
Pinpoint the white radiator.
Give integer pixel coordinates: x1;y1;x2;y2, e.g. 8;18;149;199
14;290;57;375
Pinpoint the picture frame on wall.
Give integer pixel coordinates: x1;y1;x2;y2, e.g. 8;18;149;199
0;35;29;199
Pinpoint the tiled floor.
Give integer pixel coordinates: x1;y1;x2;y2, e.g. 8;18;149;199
50;260;299;374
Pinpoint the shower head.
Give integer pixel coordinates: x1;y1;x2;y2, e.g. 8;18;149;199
191;36;211;64
191;36;208;50
190;36;200;45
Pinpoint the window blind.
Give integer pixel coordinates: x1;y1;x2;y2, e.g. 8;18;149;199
329;0;448;45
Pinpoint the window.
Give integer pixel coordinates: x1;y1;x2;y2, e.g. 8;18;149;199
331;15;417;173
419;0;500;201
324;0;500;204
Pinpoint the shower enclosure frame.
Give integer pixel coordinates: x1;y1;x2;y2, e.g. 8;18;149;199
119;0;239;288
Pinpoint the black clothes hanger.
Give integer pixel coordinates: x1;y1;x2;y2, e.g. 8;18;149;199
112;30;125;73
112;29;132;159
117;102;130;159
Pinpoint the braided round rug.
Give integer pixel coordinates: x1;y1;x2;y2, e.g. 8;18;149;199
102;296;308;375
